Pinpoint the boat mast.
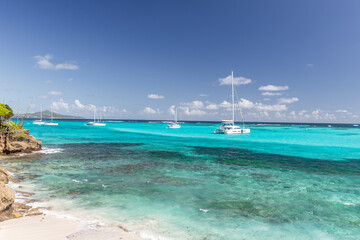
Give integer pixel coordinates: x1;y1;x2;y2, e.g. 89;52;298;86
50;107;52;122
175;108;177;123
232;71;235;125
40;106;43;122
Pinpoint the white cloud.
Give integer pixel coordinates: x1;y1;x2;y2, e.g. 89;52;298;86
255;103;287;111
55;63;79;70
148;94;165;99
206;104;219;110
307;63;314;67
259;85;289;91
336;109;348;113
143;107;161;114
68;78;73;82
238;98;255;109
38;95;47;99
219;100;231;108
179;100;206;116
34;54;79;70
275;112;286;118
181;100;204;109
168;105;176;115
74;99;85;108
219;74;252;86
277;97;299;104
44;80;53;84
51;99;69;110
310;109;336;120
298;110;307;116
48;91;62;96
180;107;206;116
262;92;283;96
217;98;286;112
199;93;208;97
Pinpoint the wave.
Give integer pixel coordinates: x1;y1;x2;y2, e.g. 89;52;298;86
37;148;64;154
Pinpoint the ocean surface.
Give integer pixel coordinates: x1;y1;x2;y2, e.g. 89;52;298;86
2;120;360;239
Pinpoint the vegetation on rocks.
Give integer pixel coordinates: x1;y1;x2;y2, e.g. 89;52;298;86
0;103;41;155
0;104;26;136
0;104;14;119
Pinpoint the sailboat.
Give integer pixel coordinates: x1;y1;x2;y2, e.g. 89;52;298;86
44;107;58;126
167;107;181;129
33;106;45;125
214;71;250;134
87;109;106;126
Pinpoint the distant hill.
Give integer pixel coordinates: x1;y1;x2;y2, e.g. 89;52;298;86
15;110;84;119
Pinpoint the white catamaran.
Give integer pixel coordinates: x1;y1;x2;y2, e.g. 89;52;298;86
33;106;45;125
167;107;180;129
44;108;59;126
214;71;250;134
87;109;106;126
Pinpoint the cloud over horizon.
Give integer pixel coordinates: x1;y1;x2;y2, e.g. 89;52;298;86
259;85;289;91
34;54;79;70
147;94;165;99
48;91;62;96
278;97;299;104
219;74;252;86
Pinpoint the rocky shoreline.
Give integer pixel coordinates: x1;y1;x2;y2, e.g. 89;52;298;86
0;130;42;156
0;130;43;221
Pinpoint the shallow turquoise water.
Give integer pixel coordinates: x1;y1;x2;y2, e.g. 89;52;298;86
3;121;360;239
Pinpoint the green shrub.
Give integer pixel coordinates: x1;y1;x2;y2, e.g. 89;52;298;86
0;103;14;119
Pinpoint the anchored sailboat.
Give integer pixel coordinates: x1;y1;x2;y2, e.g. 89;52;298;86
214;71;250;134
44;108;58;126
33;106;45;125
168;107;180;129
87;109;106;126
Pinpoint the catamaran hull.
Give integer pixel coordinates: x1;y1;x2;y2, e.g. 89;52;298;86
93;123;106;126
168;123;181;129
214;128;250;134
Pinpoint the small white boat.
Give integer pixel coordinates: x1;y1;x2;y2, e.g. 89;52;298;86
92;122;106;126
168;108;181;129
214;71;250;135
44;122;59;126
87;109;106;126
353;124;358;127
44;108;58;126
214;120;250;134
33;120;45;125
33;106;45;125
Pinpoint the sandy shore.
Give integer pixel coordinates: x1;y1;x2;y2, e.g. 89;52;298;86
0;214;147;240
0;161;150;240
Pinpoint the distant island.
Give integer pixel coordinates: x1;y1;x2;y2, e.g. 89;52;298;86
15;110;84;119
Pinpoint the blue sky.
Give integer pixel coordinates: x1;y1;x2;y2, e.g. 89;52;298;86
1;0;360;123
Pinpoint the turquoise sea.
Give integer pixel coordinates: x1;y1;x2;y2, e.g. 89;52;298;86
2;120;360;239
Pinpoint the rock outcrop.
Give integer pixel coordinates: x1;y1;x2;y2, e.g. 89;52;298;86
0;130;42;155
0;167;15;214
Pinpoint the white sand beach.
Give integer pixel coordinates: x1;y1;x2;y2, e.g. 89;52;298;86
0;215;146;240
